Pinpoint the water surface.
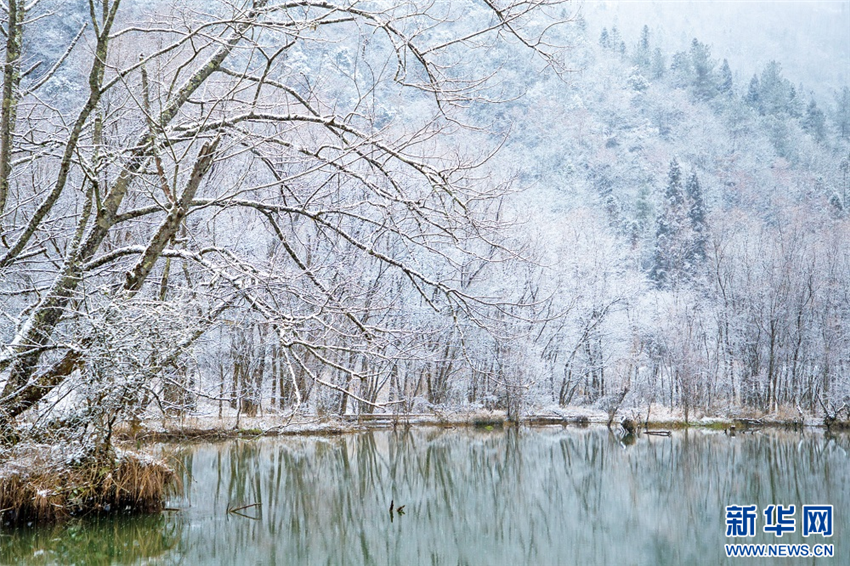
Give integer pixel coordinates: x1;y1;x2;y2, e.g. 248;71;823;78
2;427;848;565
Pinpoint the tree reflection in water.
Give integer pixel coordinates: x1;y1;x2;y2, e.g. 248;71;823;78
3;428;848;565
0;514;182;565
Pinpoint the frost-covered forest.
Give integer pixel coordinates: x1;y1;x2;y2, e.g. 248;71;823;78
2;0;850;441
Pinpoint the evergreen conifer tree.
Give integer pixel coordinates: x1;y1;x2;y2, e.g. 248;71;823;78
599;28;609;48
651;48;666;79
685;172;707;266
835;87;850;140
633;27;650;70
718;59;733;95
803;99;827;142
690;39;716;101
745;75;761;110
652;159;689;287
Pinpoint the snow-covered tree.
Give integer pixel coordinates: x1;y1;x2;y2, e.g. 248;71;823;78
651;159;689;287
718;59;733;96
685;172;707;266
835;86;850;140
803;99;827;142
0;0;571;428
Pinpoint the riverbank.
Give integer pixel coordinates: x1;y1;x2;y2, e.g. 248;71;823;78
114;403;839;443
0;444;178;527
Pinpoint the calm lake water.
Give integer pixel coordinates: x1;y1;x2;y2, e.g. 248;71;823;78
1;426;848;565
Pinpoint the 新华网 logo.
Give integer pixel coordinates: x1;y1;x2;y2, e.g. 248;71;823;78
725;504;833;537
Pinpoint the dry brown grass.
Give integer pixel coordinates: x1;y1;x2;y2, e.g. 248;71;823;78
0;446;179;526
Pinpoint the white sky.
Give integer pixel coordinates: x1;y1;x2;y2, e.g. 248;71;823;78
579;0;850;101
